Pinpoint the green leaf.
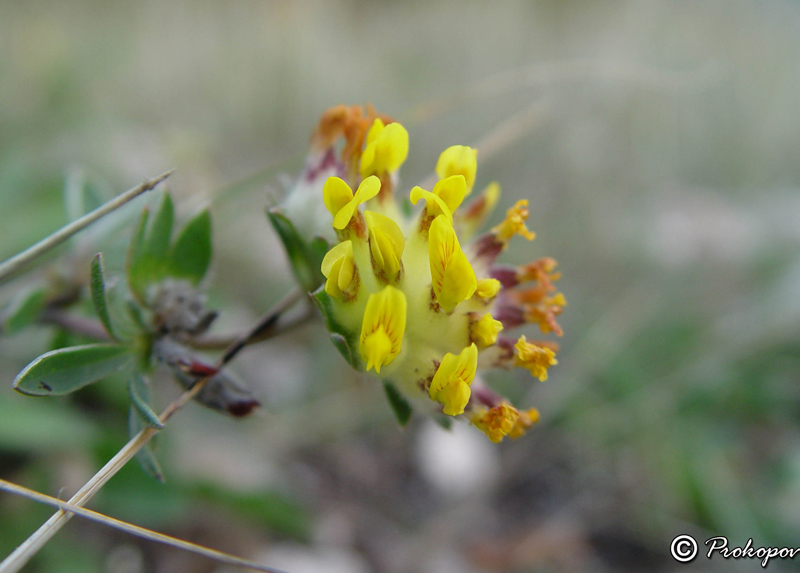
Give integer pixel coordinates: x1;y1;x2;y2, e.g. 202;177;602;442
13;343;131;396
168;209;212;284
129;405;164;481
2;287;47;335
144;192;174;260
267;207;325;291
384;381;413;426
127;193;176;299
90;253;118;340
128;372;164;429
312;288;361;369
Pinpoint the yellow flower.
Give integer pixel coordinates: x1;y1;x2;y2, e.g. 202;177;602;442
436;145;478;192
470;313;503;347
428;215;477;313
365;211;405;282
429;343;478;416
470;403;519;443
514;335;557;381
492;199;536;243
321;240;357;299
280;105;565;442
360;119;409;178
360;285;407;374
409;175;467;220
323;175;381;230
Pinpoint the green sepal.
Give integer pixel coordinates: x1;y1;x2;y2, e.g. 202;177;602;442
13;343;131;396
383;381;413;426
168;209;212;284
267;207;327;291
311;287;361;369
128;371;164;429
90;253;118;340
2;287;47;335
434;416;453;430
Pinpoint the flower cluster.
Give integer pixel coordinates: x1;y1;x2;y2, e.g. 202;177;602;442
274;104;565;442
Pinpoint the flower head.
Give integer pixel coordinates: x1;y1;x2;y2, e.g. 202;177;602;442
276;104;566;442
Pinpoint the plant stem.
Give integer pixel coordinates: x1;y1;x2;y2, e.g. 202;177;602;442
0;288;304;572
0;379;204;573
0;170;174;284
0;479;289;573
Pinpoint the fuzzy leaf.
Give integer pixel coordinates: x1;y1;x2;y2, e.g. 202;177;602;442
169;209;212;284
90;253;118;340
128;372;164;429
13;343;131;396
2;287;47;335
384;381;413;426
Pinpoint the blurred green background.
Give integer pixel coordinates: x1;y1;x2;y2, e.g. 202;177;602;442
3;1;800;571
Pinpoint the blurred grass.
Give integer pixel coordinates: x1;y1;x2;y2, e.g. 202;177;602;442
3;0;800;571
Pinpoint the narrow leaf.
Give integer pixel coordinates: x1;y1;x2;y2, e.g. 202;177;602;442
13;343;131;396
384;381;413;426
169;209;212;284
129;406;164;481
145;192;174;260
2;287;47;335
90;253;118;340
128;372;164;429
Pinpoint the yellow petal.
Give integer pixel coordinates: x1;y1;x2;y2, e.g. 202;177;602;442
428;215;477;313
331;175;381;230
410;186;453;221
436;145;478;192
323;177;355;220
359;285;407;373
365;211;405;281
431;175;467;213
471;313;503;347
360;120;409;177
429;343;478;416
321;241;356;298
475;278;501;300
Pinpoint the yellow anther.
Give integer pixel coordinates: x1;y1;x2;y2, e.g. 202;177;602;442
508;407;540;439
471;403;519;443
514;335;557;381
492;199;536;243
